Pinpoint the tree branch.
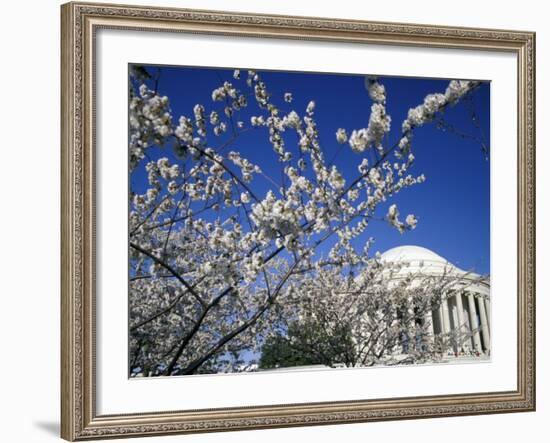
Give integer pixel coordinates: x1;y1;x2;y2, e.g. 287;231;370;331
130;242;206;307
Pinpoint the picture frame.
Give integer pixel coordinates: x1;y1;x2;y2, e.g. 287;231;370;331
60;1;536;440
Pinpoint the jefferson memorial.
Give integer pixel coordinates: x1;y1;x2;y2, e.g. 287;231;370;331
381;245;491;357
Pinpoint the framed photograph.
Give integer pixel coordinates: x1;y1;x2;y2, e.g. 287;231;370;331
61;1;536;440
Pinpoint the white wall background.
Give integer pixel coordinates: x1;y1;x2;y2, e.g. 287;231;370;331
0;0;546;442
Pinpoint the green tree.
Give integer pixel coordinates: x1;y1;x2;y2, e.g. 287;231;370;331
259;321;355;369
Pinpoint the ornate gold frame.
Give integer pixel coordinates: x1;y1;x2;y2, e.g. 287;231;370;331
61;1;536;440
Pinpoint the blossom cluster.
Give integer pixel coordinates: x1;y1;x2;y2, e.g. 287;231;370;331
398;80;479;155
129;84;173;169
347;78;391;153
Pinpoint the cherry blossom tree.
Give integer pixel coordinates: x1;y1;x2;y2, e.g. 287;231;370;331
261;258;482;369
128;66;481;376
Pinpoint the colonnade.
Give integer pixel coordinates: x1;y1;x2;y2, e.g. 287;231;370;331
428;291;491;354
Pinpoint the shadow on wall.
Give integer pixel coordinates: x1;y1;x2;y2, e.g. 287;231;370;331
33;421;59;437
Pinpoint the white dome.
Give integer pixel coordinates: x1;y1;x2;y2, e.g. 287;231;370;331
380;245;468;277
381;245;447;264
379;245;490;300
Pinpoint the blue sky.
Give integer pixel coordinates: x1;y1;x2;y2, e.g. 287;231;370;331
130;65;490;275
